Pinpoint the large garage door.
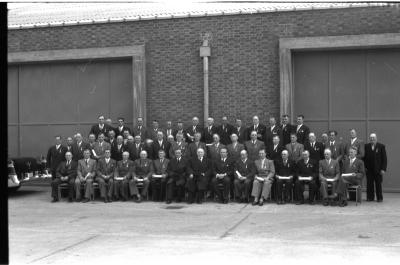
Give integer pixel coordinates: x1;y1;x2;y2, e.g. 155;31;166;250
293;48;400;192
8;59;132;158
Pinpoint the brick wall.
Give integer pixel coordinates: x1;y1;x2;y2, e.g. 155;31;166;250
8;6;400;128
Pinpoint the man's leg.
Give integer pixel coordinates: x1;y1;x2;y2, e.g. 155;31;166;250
261;179;273;200
233;179;241;201
129;180;138;197
84;178;93;201
97;178;107;199
295;180;304;203
222;176;230;202
375;173;383;201
276;179;284;203
366;172;375;201
251;180;262;202
308;180;317;203
141;179;150;197
121;179;129;200
244;179;252;202
74;178;82;201
107;179;114;200
68;178;75;200
166;178;175;202
51;178;61;200
319;179;329;206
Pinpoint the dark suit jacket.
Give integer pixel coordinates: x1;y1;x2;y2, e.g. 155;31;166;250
148;128;163;141
344;138;365;159
246;124;267;141
213;157;234;177
167;157;188;185
132;158;153;178
280;123;295;146
71;141;91;161
304;141;324;162
114;160;134;179
152;158;169;176
56;160;78;180
207;143;226;161
96;158;117;179
152;140;171;159
232;126;247;143
364;143;387;174
275;159;296;177
217;124;235;145
116;126;132;137
187;157;212;190
264;125;282;149
226;142;245;162
47;145;68;171
327;141;344;161
342;158;365;180
132;126;149;140
296;159;318;180
187;141;207;158
234;159;256;180
266;144;285;163
89;124;112;139
319;159;340;179
202;125;219;144
185;125;203;143
111;143;129;162
172;129;187;141
244;140;265;162
127;142;145;161
295;124;310;145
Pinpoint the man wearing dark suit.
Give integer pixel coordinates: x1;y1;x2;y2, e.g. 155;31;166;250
172;121;187;142
202;117;218;144
227;134;245;163
116;117;132;137
295;150;319;205
132;117;149;140
251;149;275;206
285;134;304;163
164;120;174;139
217;116;234;145
246;115;266;141
304;132;324;162
275;150;296;204
264;117;282;150
47;135;67;179
96;149;116;203
336;146;365;207
187;132;207;159
208;134;226;161
234;150;256;203
111;136;127;161
187;148;212;204
127;135;145;161
75;149;97;203
233;118;247;144
280;114;294;146
211;147;233;204
105;118;117;138
130;150;153;202
344;129;365;160
66;137;74;153
295;115;310;145
321;132;329;150
327;130;345;161
87;134;97;158
51;151;77;202
245;130;266;162
114;151;133;201
144;139;155;160
185;116;203;143
107;130;117;149
364;133;387;202
148;120;163;142
266;135;285;164
166;149;188;203
151;150;169;202
169;132;189;159
71;133;90;161
89;115;112;140
319;149;341;206
152;131;171;159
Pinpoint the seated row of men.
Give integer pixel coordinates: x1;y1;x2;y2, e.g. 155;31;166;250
50;139;364;207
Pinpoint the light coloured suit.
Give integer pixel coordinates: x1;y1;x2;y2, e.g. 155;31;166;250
251;158;275;199
336;158;365;198
285;142;304;162
96;157;116;199
319;159;340;199
76;158;97;200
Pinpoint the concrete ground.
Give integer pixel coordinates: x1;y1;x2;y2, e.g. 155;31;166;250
8;184;400;265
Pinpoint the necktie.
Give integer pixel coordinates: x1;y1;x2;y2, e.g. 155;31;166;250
261;160;264;169
253;140;256;145
312;142;314;149
350;159;354;167
67;161;70;166
372;144;375;151
177;158;180;163
86;159;88;166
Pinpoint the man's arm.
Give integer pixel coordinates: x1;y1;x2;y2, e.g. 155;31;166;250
77;161;83;179
381;144;387;172
266;160;275;179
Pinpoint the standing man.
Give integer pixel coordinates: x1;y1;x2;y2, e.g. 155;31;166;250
89;115;112;140
51;151;77;202
321;132;329;149
304;132;324;162
266;135;285;164
264;116;282;150
169;132;188;159
187;148;212;204
75;149;97;203
47;135;67;178
234;150;256;203
173;120;186;142
327;130;344;161
275;150;296;204
149;120;162;141
66;137;74;152
344;129;365;159
251;149;275;206
111;135;127;162
116;117;131;137
364;133;387;202
245;131;266;162
151;150;169;202
295;115;310;145
280;114;294;146
295;150;318;205
203;117;218;144
107;130;117;149
130;150;153;202
96;149;116;203
164;120;174;139
186;116;203;143
319;149;341;206
247;116;266;141
71;133;90;161
208;134;225;161
233;118;247;144
227;133;245;163
187;132;207;159
218;116;234;145
114;151;132;201
132;117;149;140
152;131;171;159
166;149;187;203
92;133;111;160
286;134;304;163
211;148;233;204
128;135;145;161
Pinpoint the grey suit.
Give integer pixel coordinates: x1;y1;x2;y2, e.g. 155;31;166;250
285;142;304;162
251;158;275;199
319;159;340;199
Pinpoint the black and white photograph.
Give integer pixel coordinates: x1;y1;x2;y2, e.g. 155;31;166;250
4;0;400;264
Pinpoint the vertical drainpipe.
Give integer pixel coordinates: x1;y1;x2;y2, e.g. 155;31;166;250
200;39;211;126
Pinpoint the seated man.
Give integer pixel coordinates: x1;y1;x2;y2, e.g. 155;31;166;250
234;150;256;203
96;149;116;203
166;149;188;203
335;146;365;207
114;151;133;201
275;150;295;204
187;148;212;204
319;148;341;206
211;147;233;204
295;150;318;205
251;149;275;206
151;150;169;202
75;149;97;203
130;150;153;202
51;151;77;202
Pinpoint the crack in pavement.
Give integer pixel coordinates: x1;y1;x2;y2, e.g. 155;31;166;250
28;234;99;264
219;213;251;239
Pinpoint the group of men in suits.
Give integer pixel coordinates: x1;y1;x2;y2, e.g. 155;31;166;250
47;114;387;206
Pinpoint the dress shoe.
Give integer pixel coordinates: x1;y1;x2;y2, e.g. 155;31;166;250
258;201;264;206
322;200;329;206
136;197;142;203
108;197;113;203
277;200;283;205
367;198;374;201
82;198;90;203
295;200;304;205
166;200;172;204
121;198;126;202
377;199;383;202
76;198;81;202
330;200;337;206
68;198;73;203
103;198;108;203
339;200;348;207
51;198;59;203
223;200;228;204
196;200;202;204
252;201;258;206
309;200;315;205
